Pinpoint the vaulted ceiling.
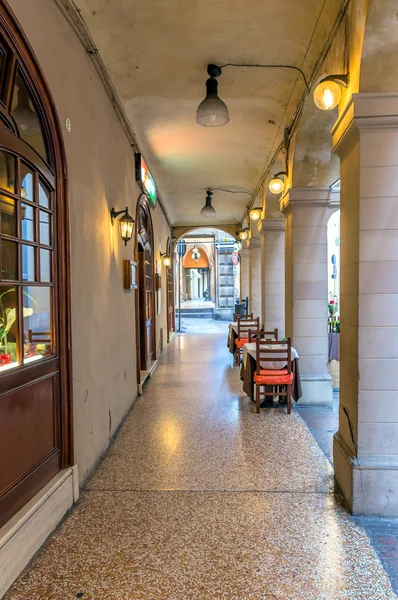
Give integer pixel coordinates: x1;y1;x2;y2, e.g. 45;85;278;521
69;0;343;226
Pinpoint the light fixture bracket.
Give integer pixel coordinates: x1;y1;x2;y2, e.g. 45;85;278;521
320;74;348;88
207;64;222;78
111;207;129;225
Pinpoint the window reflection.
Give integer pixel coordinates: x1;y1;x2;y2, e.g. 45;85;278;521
38;181;50;208
0;151;15;193
0;285;19;370
1;239;17;280
22;244;35;281
39;210;50;245
40;248;51;282
23;286;51;360
0;195;16;236
21;163;33;201
22;203;35;241
11;72;48;161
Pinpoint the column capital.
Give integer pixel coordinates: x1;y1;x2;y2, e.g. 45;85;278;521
247;236;261;248
332;92;398;155
280;187;340;214
257;217;285;234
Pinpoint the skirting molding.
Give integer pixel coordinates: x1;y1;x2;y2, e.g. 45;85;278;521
0;466;79;598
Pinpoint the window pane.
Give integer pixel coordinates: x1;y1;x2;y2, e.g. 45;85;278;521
0;285;19;371
38;181;50;208
22;244;35;281
39;210;50;245
40;248;51;282
11;72;48;162
23;286;52;361
0;195;16;236
21;163;33;201
1;239;17;280
0;151;15;193
21;203;35;241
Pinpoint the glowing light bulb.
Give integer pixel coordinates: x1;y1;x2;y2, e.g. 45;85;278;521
313;80;342;111
269;177;284;195
209;114;217;122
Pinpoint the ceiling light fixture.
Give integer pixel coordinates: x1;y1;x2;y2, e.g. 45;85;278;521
200;190;216;217
313;75;348;111
196;63;308;127
268;172;286;195
196;64;230;127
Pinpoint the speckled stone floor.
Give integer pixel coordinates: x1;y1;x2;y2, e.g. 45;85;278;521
5;330;397;600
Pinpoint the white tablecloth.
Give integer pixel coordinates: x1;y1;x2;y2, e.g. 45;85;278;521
243;342;299;370
229;322;238;334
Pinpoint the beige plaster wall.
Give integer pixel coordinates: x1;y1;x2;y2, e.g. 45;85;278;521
9;0;171;484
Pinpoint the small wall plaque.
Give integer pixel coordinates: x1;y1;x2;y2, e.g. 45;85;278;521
123;260;138;289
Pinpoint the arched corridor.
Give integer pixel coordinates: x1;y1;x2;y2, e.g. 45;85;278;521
5;328;395;599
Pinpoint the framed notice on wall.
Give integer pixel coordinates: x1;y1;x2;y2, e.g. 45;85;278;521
123;260;138;289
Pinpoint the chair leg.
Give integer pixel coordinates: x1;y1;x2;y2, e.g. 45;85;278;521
255;383;260;414
287;384;292;414
234;349;238;366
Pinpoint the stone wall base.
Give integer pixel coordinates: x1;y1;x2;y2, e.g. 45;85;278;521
334;433;398;517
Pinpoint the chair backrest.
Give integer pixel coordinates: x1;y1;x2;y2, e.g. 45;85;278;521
28;329;51;343
237;317;259;340
255;338;292;374
248;328;278;343
234;312;253;321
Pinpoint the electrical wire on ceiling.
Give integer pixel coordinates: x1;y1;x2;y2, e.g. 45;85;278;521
246;0;352;221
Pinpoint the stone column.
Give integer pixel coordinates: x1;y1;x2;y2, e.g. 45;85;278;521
258;218;285;338
332;93;398;517
282;187;339;406
248;237;262;319
239;246;250;309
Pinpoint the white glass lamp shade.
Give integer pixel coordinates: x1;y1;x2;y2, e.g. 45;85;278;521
200;202;216;217
196;96;229;127
200;192;216;217
269;177;284;195
249;208;261;221
239;229;249;241
313;80;341;111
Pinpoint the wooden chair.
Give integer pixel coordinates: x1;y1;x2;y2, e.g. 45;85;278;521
248;328;278;343
254;338;293;414
234;316;259;365
233;312;253;322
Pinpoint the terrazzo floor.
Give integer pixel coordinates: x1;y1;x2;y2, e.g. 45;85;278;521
5;329;397;600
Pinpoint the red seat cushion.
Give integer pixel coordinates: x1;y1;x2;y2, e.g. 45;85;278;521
235;338;248;349
259;368;288;376
254;372;294;385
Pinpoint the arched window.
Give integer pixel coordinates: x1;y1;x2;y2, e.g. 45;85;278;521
0;6;71;527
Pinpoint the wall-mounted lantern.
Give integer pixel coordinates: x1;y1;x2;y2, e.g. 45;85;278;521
238;228;249;241
313;75;348;111
268;172;286;195
160;252;171;267
111;207;135;246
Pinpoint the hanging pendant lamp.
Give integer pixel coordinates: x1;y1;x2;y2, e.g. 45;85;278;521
196;64;229;127
200;190;216;217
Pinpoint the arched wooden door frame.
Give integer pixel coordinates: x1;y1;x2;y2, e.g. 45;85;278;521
135;194;156;379
0;3;72;527
166;236;175;342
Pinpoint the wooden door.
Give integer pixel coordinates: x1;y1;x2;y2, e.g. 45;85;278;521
0;8;72;528
166;238;174;341
137;199;155;373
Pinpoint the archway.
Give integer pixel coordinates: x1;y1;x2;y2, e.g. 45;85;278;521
0;4;71;527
